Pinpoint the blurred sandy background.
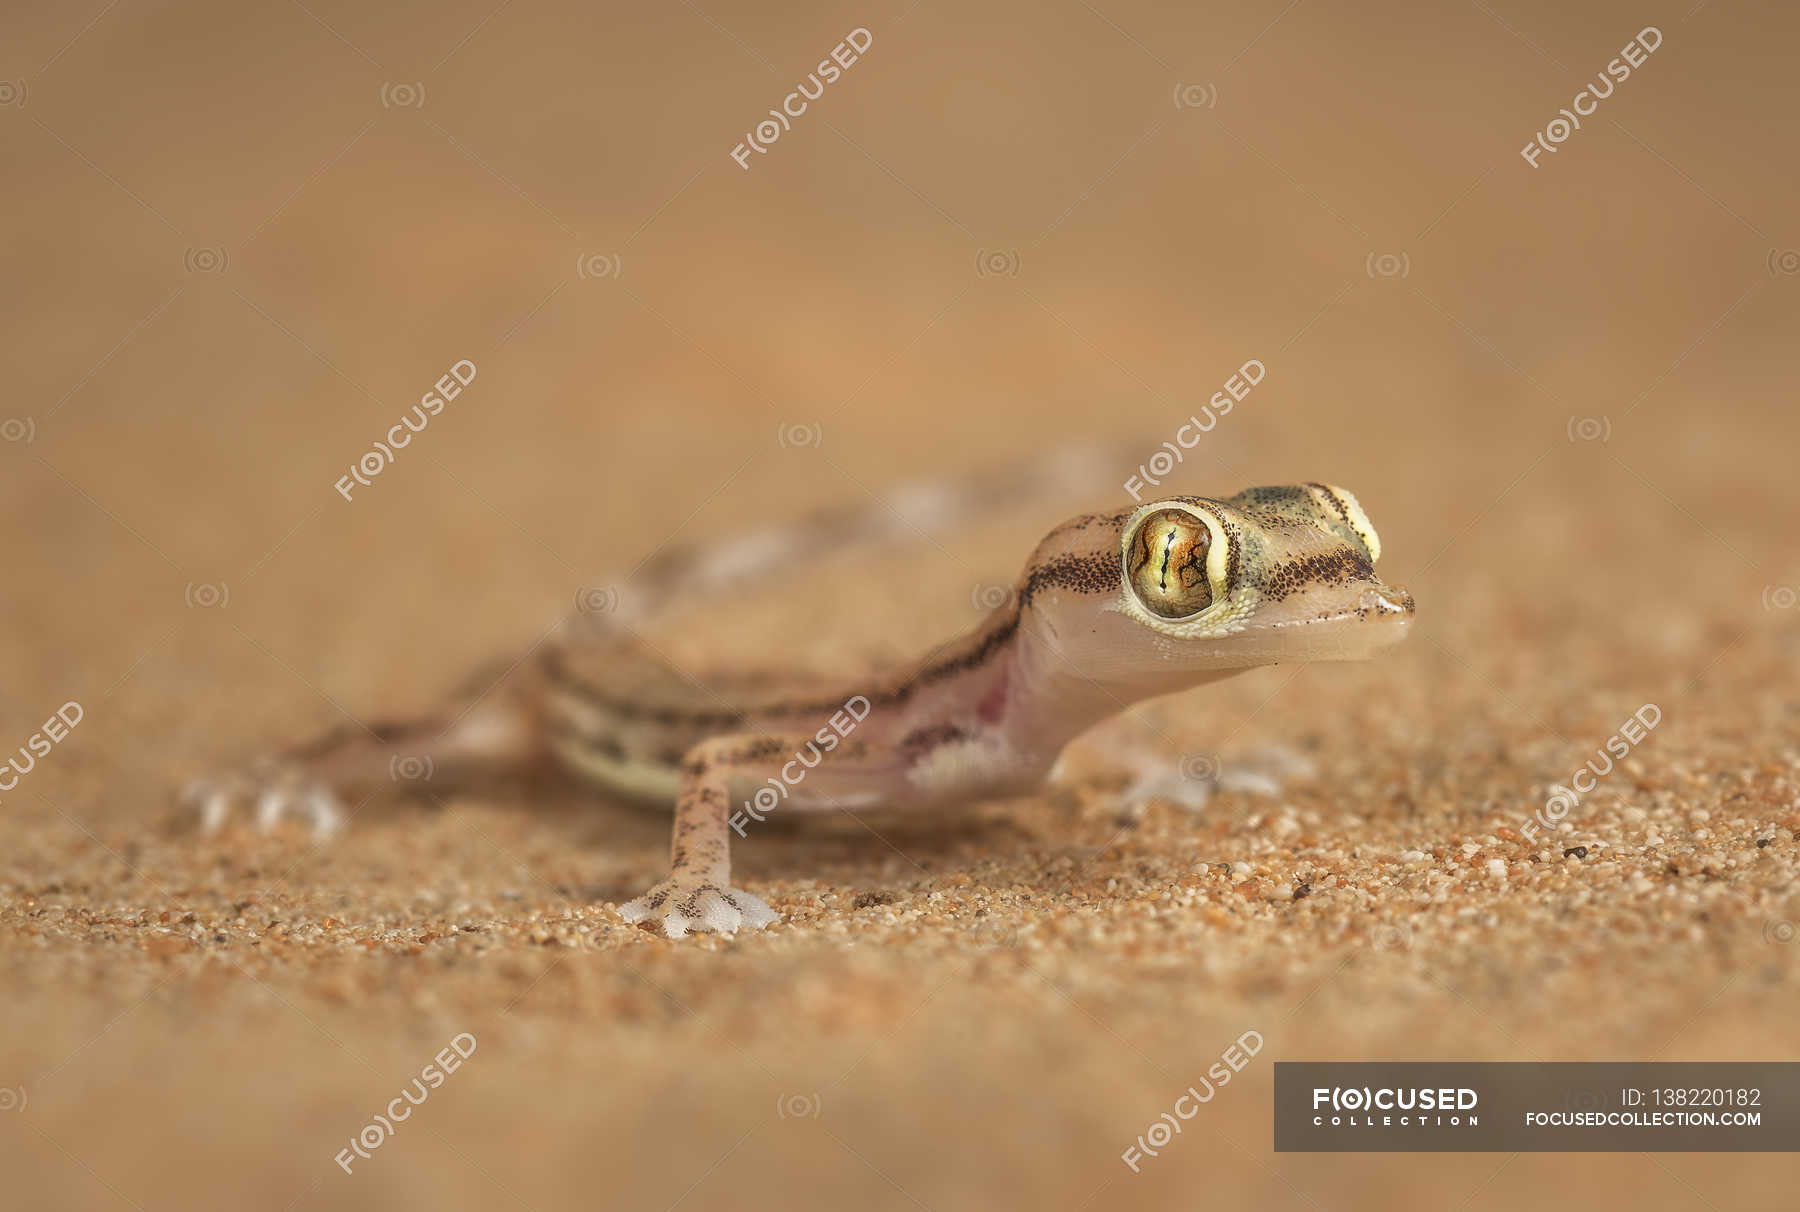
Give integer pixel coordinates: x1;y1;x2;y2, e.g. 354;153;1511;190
3;0;1799;1208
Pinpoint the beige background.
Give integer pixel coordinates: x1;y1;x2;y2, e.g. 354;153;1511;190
3;1;1798;1208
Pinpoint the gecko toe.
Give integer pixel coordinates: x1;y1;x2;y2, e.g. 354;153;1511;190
696;890;743;933
617;881;780;937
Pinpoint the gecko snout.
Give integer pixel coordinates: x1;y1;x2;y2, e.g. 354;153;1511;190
1358;583;1414;621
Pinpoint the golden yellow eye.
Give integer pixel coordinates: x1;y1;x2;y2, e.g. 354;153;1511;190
1125;508;1214;619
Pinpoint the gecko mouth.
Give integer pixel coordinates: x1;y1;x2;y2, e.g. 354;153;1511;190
1250;579;1415;662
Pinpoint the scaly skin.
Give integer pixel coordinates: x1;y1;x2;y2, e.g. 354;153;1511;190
190;477;1414;940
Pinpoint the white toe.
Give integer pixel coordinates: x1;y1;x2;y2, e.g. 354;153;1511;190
733;891;778;929
617;897;650;924
661;911;693;939
255;789;287;831
696;890;743;934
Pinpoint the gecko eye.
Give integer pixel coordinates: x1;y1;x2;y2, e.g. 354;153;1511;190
1125;507;1216;620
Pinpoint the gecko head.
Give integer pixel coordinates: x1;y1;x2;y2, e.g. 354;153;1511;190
1112;484;1414;670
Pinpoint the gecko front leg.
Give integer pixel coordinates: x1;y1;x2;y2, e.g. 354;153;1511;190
617;733;889;938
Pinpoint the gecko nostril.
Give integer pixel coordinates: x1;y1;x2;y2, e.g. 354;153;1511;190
1359;584;1414;619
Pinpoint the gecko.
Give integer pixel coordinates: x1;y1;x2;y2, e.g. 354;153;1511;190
188;476;1414;939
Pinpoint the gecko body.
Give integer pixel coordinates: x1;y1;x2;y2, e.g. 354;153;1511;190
192;479;1413;938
